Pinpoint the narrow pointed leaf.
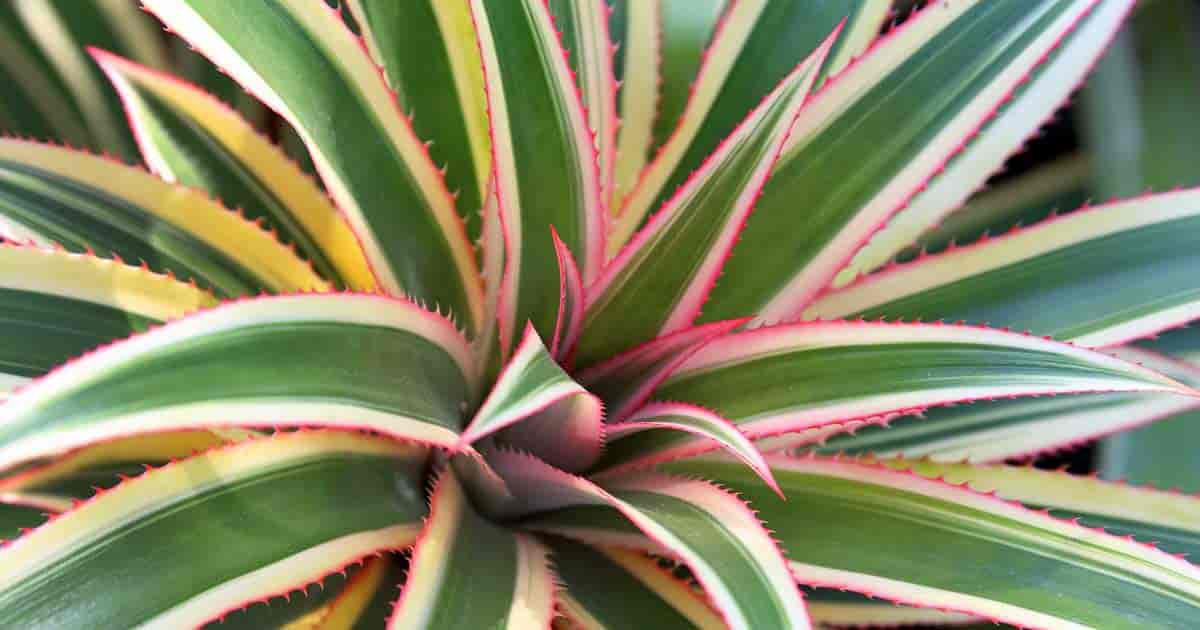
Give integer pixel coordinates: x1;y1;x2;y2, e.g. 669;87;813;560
667;454;1200;629
639;321;1195;458
3;0;169;159
460;325;602;472
894;153;1090;264
889;459;1200;559
0;294;476;472
548;537;724;630
549;0;619;206
840;0;1128;279
805;591;979;629
91;50;377;291
550;227;585;360
142;0;484;331
612;0;865;249
0;499;48;542
0;431;427;629
816;346;1200;463
387;470;554;630
579;34;833;364
297;556;395;630
0;244;215;395
346;0;490;239
810;190;1200;349
0;11;89;147
0;139;328;298
652;0;725;155
576;318;745;422
608;0;660;212
490;451;811;630
0;429;248;498
472;0;605;353
596;402;779;495
703;0;1130;325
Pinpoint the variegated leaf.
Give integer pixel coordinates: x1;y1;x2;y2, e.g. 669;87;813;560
0;139;328;298
667;454;1200;629
91;50;377;291
0;431;427;629
143;0;484;331
0;294;476;472
809;190;1200;349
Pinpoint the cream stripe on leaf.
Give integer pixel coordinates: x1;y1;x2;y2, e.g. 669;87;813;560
652;0;725;158
608;0;660;213
809;190;1200;349
0;294;476;473
702;0;1129;326
91;50;376;291
0;139;328;298
813;346;1200;463
887;458;1200;560
667;454;1200;629
839;0;1128;280
804;591;979;629
346;0;490;241
0;244;215;395
610;0;864;253
387;470;554;630
548;537;724;630
0;11;90;148
490;451;811;630
549;0;620;208
9;0;141;158
636;321;1197;459
142;0;484;333
471;0;605;356
577;34;833;365
0;431;426;630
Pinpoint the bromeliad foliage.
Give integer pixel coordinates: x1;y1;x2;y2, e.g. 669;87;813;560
2;0;1200;627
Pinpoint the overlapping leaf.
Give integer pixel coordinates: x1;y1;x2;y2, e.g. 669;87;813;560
143;0;484;331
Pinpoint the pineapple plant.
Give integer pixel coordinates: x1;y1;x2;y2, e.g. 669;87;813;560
0;0;1199;627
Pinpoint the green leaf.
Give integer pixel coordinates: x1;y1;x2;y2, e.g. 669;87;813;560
548;536;724;629
0;430;248;499
346;0;490;240
809;189;1200;349
0;8;89;147
887;458;1200;560
143;0;484;332
895;153;1090;264
0;139;328;298
387;470;554;629
667;455;1200;629
0;431;427;629
640;320;1193;458
91;50;377;292
652;0;724;155
472;0;605;354
805;589;979;628
608;0;660;211
838;0;1127;280
576;319;745;423
611;0;865;250
0;0;170;159
0;245;215;396
0;294;476;472
491;451;811;630
549;0;619;206
460;325;602;472
0;499;49;542
703;0;1131;325
595;402;779;494
577;34;832;364
813;345;1200;463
